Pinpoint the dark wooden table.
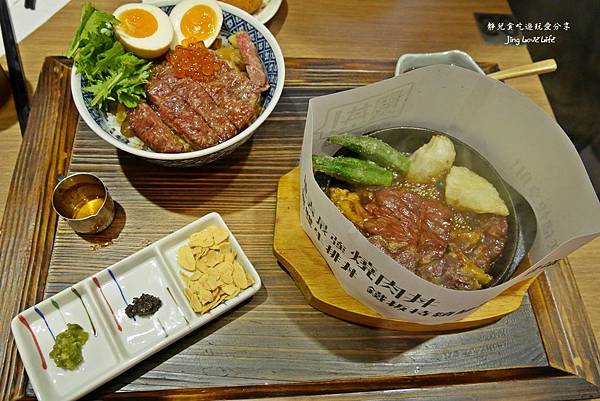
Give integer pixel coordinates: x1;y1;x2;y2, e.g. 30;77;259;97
1;56;599;401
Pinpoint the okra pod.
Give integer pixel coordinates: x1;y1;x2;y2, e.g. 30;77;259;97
328;134;410;174
312;155;393;186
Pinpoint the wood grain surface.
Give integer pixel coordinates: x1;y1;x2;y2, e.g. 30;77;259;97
273;167;535;332
1;0;599;399
530;259;600;385
13;370;600;401
0;57;78;401
0;57;595;400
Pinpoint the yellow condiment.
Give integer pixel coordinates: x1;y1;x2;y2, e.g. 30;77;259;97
72;197;104;220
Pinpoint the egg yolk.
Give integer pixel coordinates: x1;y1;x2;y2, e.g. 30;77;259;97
118;9;158;38
181;5;217;43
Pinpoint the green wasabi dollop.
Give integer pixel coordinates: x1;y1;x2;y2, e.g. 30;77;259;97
49;323;89;370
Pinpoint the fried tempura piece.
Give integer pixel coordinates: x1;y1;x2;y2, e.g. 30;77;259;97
445;166;509;216
407;135;456;183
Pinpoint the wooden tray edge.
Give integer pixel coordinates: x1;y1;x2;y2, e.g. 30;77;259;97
530;258;600;386
3;56;599;400
0;57;78;401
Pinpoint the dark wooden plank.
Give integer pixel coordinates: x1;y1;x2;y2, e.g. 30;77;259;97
3;57;599;401
88;374;600;401
530;259;600;385
15;370;600;401
0;57;78;401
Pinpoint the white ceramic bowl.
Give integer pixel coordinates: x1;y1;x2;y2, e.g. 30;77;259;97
71;3;285;167
395;50;485;76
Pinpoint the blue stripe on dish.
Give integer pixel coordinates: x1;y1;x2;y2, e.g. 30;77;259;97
34;306;55;341
108;269;136;321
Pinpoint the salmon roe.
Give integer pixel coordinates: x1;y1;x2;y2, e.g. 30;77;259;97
167;42;224;82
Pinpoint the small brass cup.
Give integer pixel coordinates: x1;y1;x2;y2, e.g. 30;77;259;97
52;173;115;234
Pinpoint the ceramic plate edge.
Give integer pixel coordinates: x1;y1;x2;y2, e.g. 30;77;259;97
255;0;282;23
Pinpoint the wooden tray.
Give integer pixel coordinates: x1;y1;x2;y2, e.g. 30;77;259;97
273;167;535;332
1;57;600;400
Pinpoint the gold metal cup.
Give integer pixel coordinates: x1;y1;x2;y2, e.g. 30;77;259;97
52;173;115;234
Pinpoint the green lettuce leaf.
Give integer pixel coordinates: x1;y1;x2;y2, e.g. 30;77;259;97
67;3;152;110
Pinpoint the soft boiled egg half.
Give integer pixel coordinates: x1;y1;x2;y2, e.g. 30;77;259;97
169;0;223;48
113;4;174;59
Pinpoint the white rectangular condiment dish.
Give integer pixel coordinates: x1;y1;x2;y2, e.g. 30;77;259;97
11;212;261;401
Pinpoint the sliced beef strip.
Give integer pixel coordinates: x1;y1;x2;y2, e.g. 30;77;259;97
146;63;182;100
147;78;220;150
235;31;269;92
126;103;190;153
153;61;259;132
152;62;179;85
465;215;508;271
172;77;237;140
416;253;482;290
369;232;480;290
449;214;508;271
202;64;261;130
418;198;453;264
368;235;419;270
362;188;452;267
332;186;506;290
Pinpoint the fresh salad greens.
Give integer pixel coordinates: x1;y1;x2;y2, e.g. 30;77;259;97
67;3;152;110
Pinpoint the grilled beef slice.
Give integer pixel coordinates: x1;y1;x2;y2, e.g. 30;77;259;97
147;75;221;150
449;214;508;271
362;188;452;269
173;77;237;140
201;63;261;130
235;31;269;92
126;103;191;153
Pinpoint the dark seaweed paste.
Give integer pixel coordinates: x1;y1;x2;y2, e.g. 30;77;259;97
125;293;162;318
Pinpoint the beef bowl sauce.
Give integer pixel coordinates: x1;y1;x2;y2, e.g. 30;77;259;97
328;174;508;291
315;127;535;292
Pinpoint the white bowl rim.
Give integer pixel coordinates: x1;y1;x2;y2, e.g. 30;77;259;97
70;2;285;161
394;50;485;76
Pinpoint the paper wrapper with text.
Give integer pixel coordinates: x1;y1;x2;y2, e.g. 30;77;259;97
299;65;600;324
